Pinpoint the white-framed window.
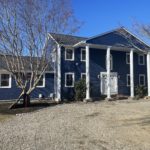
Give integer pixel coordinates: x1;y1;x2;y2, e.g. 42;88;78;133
81;73;86;80
0;74;11;88
36;74;45;88
65;48;74;61
105;54;113;70
139;74;145;86
127;74;130;86
81;48;86;61
65;73;74;87
138;54;145;65
126;53;130;64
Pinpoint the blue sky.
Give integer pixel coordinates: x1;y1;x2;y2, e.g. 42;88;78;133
72;0;150;38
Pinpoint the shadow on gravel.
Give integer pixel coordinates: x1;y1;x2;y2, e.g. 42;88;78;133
0;100;57;115
119;116;150;127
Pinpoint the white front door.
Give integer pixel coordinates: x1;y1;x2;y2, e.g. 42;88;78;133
101;72;118;95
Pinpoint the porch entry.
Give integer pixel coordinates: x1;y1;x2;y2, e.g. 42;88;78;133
101;72;118;95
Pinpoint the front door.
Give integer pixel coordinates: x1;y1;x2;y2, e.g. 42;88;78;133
101;72;118;95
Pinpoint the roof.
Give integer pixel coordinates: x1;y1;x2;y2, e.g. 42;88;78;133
86;27;150;50
0;55;54;72
49;27;150;51
49;33;87;45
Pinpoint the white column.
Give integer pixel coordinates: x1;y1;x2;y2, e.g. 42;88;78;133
130;49;134;98
147;52;150;96
56;44;61;101
106;46;111;99
86;45;90;99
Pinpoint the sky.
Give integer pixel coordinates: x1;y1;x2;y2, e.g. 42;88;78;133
72;0;150;39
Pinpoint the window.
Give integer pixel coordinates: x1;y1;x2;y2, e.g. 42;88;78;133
81;73;86;80
138;54;145;65
65;73;74;87
36;74;45;87
139;74;145;86
126;53;130;64
127;74;130;86
81;49;86;61
105;54;113;70
65;48;74;61
0;74;11;88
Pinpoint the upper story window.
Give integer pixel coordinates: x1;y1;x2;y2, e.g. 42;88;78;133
81;48;86;61
138;54;145;65
126;53;130;64
0;74;11;88
105;54;113;70
139;74;145;86
36;74;45;88
65;48;74;61
65;73;74;87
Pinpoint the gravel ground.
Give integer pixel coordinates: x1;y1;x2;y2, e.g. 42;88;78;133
0;100;150;150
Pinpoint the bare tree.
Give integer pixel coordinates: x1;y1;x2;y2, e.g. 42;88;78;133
0;0;80;108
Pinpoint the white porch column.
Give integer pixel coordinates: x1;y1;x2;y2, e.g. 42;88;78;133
147;52;150;96
106;46;111;99
56;44;61;101
86;45;90;99
130;49;134;98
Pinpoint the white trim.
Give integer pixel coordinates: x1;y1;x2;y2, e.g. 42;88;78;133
139;74;145;86
106;46;111;99
48;33;59;45
138;54;145;65
65;72;75;88
126;74;130;87
0;74;12;88
56;44;61;101
147;52;150;96
85;45;90;99
36;74;45;88
130;49;134;97
126;53;130;64
105;54;113;70
81;48;86;61
81;73;86;79
65;48;74;61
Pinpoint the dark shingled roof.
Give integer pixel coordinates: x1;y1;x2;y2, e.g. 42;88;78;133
0;55;54;71
49;33;87;45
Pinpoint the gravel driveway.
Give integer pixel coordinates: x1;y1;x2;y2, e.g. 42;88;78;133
1;100;150;150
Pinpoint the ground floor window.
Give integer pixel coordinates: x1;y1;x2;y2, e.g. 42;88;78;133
65;73;74;87
81;73;86;80
0;74;11;88
139;74;145;86
36;74;45;87
127;74;130;86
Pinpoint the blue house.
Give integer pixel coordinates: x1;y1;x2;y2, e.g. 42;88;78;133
0;27;150;101
49;27;150;101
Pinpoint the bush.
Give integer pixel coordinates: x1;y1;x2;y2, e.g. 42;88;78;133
135;85;147;99
74;79;86;101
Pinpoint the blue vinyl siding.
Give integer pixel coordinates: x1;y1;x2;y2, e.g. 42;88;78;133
61;46;147;100
0;73;54;100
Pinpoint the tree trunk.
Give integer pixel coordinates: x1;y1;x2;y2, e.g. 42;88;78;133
23;93;30;107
